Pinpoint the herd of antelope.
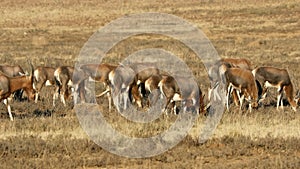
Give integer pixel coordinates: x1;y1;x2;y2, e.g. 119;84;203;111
0;58;299;121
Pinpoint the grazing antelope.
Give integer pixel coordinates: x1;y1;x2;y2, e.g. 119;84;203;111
108;64;137;112
0;62;35;121
158;75;204;115
72;69;89;104
208;58;252;106
252;66;297;111
224;68;258;112
80;63;117;111
33;66;56;103
130;63;160;86
53;66;75;106
144;74;163;107
54;66;88;106
129;63;160;107
0;64;26;101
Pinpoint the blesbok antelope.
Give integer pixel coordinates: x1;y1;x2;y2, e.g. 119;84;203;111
208;58;252;106
33;66;56;103
144;74;163;107
224;67;258;112
0;62;35;121
54;66;88;106
72;69;89;104
53;66;74;106
129;63;160;107
80;63;117;111
108;64;137;112
252;66;297;111
0;64;26;101
158;75;204;115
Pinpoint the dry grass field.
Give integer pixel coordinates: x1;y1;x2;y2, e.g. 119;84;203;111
0;0;300;168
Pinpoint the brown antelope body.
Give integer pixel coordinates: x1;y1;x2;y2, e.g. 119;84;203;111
129;63;160;108
144;74;163;107
53;66;74;106
158;75;204;115
252;66;297;111
208;58;252;108
0;63;35;121
33;66;56;103
224;68;258;112
0;64;26;101
80;63;117;111
108;64;137;112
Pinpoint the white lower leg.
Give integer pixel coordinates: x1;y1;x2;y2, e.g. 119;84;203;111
35;92;39;103
208;88;212;101
107;92;112;112
277;94;282;111
239;95;244;110
7;105;13;121
173;104;177;115
4;99;13;121
53;93;58;106
61;94;66;106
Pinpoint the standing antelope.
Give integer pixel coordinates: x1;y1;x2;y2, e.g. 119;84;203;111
208;58;252;107
158;75;204;115
108;64;137;112
80;63;117;111
0;62;35;121
0;64;26;101
252;66;297;111
33;66;56;103
224;67;258;112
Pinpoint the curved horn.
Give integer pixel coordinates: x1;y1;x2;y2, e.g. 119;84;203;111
27;60;34;83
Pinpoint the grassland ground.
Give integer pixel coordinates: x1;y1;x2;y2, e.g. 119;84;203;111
0;0;300;168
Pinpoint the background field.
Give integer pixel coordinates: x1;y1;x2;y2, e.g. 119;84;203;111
0;0;300;168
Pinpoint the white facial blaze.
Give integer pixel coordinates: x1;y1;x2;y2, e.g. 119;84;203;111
192;98;196;105
33;83;36;90
54;69;61;85
172;93;182;101
67;80;73;86
145;80;151;93
45;80;53;86
34;70;39;81
88;76;96;82
251;69;257;77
